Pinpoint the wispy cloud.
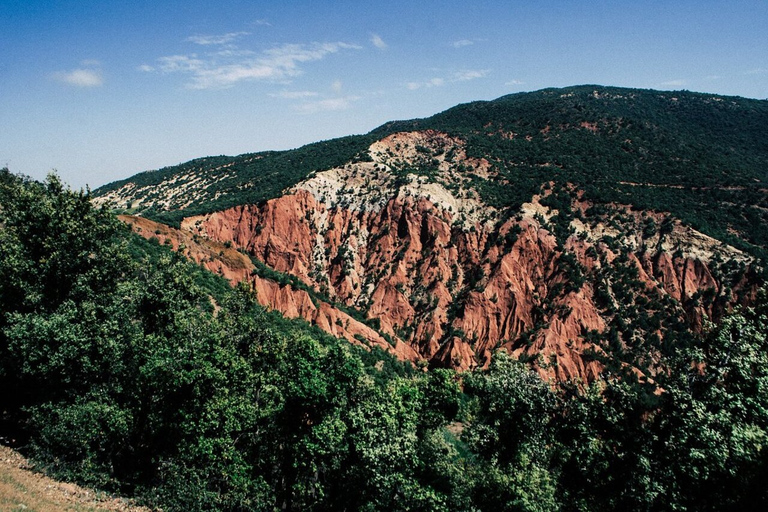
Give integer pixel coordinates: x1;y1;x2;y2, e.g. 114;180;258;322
187;31;249;46
746;67;767;75
252;19;271;27
407;77;444;90
370;33;387;50
660;79;687;87
271;81;359;113
452;39;474;48
270;90;319;99
52;66;104;88
143;40;362;89
453;69;490;81
505;79;525;86
407;69;488;90
295;96;359;113
155;54;206;73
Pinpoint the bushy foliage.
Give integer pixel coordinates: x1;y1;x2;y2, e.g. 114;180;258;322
0;170;467;510
2;169;768;510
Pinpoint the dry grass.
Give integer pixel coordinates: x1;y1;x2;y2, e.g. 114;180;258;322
0;445;150;512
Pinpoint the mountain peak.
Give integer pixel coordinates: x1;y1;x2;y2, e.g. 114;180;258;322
96;86;767;379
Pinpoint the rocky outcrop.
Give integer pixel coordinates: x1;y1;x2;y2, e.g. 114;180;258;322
175;159;755;383
120;215;418;362
119;132;759;384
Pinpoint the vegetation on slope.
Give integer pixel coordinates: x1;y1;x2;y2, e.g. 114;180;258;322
378;85;768;257
94;135;376;228
4;168;768;510
96;86;768;260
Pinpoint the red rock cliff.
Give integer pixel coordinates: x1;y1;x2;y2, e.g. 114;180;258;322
124;132;759;384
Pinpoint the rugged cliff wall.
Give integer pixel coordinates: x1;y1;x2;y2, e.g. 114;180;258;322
120;215;419;362
120;131;757;383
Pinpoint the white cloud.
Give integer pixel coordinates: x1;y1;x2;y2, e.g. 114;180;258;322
505;79;525;86
295;96;359;113
407;77;445;90
261;42;359;71
252;19;272;27
452;39;474;48
53;68;104;88
660;79;687;87
453;69;490;81
137;64;155;72
370;33;387;49
213;48;257;58
157;54;206;73
746;67;767;75
270;82;359;114
270;90;319;99
187;32;249;46
407;69;487;91
149;41;362;89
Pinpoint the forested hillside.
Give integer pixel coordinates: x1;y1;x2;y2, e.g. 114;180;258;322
3;168;768;509
387;86;768;257
92;87;767;384
95;86;768;258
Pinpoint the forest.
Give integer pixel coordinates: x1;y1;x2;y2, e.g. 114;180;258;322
3;168;768;511
95;86;768;263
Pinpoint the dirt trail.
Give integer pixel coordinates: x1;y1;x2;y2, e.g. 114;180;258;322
0;445;150;512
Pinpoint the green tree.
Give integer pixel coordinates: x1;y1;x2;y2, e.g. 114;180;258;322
654;295;768;510
463;352;560;511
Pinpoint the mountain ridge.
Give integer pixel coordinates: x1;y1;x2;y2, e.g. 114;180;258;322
3;86;768;509
94;85;768;256
94;86;767;382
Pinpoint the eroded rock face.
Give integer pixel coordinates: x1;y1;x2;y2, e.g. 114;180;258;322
122;132;759;383
120;215;418;362
176;176;753;382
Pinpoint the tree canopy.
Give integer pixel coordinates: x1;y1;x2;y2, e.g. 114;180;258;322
2;168;767;510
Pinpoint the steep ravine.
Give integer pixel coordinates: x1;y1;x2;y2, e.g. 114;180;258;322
120;215;419;362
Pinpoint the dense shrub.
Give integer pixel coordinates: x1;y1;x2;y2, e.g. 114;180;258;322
2;169;767;510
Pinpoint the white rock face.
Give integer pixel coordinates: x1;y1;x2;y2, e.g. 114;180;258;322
293;131;497;229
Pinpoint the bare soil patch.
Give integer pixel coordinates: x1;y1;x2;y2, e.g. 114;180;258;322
0;445;150;512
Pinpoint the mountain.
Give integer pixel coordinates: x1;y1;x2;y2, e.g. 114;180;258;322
94;85;768;383
5;86;768;510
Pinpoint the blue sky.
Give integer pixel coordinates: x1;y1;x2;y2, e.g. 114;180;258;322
1;0;766;189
